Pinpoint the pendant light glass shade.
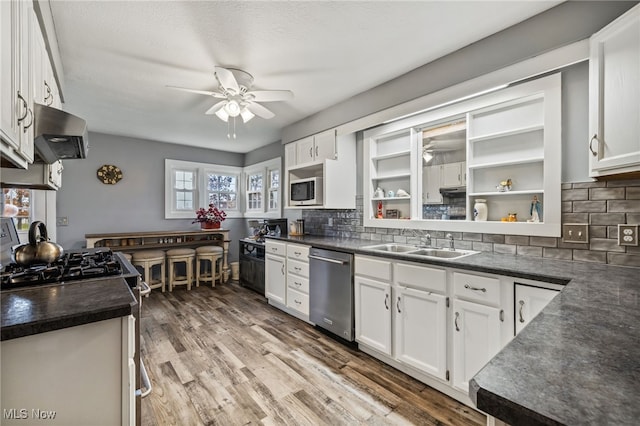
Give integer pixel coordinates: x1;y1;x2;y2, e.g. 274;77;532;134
240;108;255;123
215;108;229;122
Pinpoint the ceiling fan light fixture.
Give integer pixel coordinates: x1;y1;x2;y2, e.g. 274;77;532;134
224;100;241;117
240;108;255;123
215;108;229;122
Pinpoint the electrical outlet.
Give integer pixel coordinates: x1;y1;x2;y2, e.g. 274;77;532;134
56;217;69;226
562;223;589;243
618;224;639;246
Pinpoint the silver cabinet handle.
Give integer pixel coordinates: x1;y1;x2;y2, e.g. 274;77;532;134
44;81;53;105
396;297;401;313
294;251;302;256
294;266;302;271
464;284;486;292
315;145;318;157
271;247;278;252
309;147;313;158
281;264;285;275
519;300;525;323
22;108;33;132
589;134;598;156
16;93;28;122
294;281;302;287
384;294;389;310
455;312;460;332
294;299;302;305
137;359;152;398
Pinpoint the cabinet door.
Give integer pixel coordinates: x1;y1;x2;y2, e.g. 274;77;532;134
394;286;447;380
284;143;297;169
313;129;336;162
423;165;443;204
1;0;21;152
354;276;392;356
17;0;34;163
48;160;63;189
265;254;286;305
442;162;463;187
589;5;640;176
514;284;559;335
452;299;501;393
295;136;315;166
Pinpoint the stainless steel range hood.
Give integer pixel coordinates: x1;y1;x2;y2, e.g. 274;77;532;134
33;103;89;163
439;186;466;197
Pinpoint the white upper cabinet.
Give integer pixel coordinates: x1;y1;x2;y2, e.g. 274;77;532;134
1;0;35;169
589;4;640;177
291;129;337;168
285;130;356;209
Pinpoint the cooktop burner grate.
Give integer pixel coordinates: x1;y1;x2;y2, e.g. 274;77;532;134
1;250;123;291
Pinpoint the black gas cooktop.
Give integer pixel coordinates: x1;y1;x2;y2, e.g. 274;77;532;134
1;249;123;291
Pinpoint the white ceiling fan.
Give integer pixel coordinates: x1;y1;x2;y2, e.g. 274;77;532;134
168;67;293;138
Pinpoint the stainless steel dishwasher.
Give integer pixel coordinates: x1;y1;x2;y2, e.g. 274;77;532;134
308;247;354;341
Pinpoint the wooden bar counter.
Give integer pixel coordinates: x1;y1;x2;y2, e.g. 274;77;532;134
85;229;230;282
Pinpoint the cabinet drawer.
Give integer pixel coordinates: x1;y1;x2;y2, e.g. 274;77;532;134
395;262;446;293
287;274;309;294
453;272;501;306
287;258;309;278
287;287;309;315
265;240;286;256
287;244;309;261
355;256;392;281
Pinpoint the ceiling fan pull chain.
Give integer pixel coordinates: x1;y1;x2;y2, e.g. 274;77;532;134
233;117;237;139
227;120;231;139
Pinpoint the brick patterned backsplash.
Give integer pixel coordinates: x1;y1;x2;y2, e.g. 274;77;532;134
302;178;640;267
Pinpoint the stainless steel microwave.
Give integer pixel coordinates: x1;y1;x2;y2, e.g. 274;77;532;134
290;177;323;206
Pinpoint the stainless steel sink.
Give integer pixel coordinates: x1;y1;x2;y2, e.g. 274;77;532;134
408;248;478;259
360;243;419;253
361;243;478;260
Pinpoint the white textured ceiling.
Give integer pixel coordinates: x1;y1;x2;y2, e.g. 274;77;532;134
49;1;561;153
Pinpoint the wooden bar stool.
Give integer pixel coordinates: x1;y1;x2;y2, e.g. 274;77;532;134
166;248;196;291
195;246;223;287
131;250;166;293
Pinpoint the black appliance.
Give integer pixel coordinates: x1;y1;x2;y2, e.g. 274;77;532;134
239;238;265;295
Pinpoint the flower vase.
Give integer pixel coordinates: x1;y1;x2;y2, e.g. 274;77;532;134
201;222;221;230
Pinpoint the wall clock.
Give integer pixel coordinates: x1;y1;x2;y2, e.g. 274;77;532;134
97;164;123;185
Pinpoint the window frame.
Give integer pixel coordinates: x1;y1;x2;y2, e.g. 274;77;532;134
243;158;282;219
165;158;281;220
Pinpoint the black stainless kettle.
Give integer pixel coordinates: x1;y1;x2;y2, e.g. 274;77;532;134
12;221;64;266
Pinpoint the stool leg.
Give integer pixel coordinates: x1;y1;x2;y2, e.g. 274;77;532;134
187;260;192;291
196;258;201;287
160;261;166;292
168;261;174;292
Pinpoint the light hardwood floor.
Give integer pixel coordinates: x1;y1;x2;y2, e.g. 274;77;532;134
140;281;486;426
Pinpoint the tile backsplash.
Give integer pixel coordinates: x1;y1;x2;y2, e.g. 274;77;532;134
302;178;640;267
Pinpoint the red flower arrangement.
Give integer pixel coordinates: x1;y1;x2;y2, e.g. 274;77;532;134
193;204;227;225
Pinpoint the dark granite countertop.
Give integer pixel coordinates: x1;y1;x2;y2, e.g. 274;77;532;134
1;276;136;341
269;235;640;425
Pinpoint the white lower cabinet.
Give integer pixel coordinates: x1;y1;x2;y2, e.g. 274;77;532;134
286;243;310;317
265;240;312;322
451;298;502;394
354;254;521;408
265;241;287;305
515;283;560;335
354;275;392;355
394;286;447;380
1;316;135;425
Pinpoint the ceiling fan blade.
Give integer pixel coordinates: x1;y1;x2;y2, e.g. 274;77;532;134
246;90;294;102
166;85;226;98
204;100;228;115
246;102;275;119
214;67;240;94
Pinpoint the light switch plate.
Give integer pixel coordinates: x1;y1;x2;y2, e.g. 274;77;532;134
618;224;639;246
562;223;589;243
